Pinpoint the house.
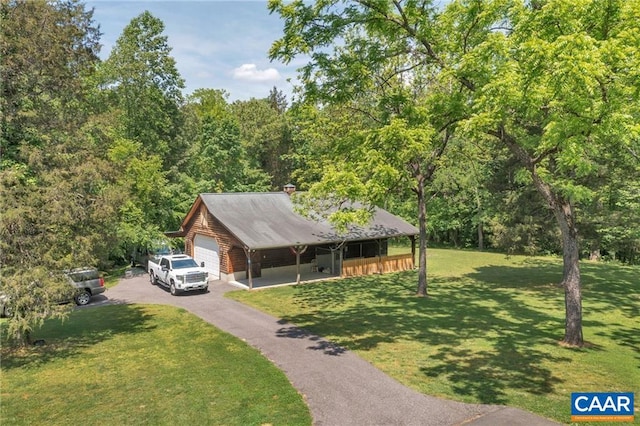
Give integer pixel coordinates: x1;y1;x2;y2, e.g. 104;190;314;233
171;186;419;289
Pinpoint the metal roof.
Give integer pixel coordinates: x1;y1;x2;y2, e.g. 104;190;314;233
197;192;418;250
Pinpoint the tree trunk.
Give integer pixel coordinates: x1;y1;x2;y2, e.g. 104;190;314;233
416;176;428;296
476;188;484;251
589;242;601;261
553;201;584;346
499;127;584;347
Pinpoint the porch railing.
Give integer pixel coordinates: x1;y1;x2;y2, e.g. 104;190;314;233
341;253;414;278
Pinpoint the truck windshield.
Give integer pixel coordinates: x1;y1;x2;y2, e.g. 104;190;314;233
172;259;199;269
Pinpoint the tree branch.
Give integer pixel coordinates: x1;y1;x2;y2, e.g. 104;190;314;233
531;147;558;165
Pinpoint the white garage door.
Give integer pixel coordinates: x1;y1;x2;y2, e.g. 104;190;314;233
193;234;220;280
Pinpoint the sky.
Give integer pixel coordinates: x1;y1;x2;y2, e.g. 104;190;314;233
86;1;307;102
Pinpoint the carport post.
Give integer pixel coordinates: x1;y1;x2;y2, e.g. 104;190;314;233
244;247;255;290
410;235;416;268
296;250;300;284
291;244;308;285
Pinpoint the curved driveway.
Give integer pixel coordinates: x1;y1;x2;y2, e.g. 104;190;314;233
102;272;561;426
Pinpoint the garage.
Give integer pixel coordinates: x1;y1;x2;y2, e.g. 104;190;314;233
173;191;418;288
193;234;220;280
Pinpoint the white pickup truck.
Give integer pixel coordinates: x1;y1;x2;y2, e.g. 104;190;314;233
148;254;209;295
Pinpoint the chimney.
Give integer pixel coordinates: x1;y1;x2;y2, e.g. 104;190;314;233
283;183;296;195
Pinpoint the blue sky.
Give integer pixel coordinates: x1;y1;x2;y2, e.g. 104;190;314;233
86;1;306;102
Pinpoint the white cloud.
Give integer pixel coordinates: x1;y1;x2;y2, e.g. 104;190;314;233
232;64;281;82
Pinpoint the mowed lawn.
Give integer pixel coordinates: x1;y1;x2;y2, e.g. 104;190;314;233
1;305;312;426
228;248;640;425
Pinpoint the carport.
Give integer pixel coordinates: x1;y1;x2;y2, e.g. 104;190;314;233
231;267;338;289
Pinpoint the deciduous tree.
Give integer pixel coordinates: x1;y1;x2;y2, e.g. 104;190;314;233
268;0;640;346
98;10;185;163
232;91;294;189
187;89;271;192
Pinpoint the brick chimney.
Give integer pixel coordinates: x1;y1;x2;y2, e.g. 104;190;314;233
283;183;296;195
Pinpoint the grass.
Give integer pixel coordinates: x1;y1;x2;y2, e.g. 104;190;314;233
227;248;640;425
0;304;311;426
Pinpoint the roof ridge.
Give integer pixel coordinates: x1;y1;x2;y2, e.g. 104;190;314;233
199;192;286;196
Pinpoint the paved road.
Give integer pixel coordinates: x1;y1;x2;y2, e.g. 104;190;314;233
100;272;561;426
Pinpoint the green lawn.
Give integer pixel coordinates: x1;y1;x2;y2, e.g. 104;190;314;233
1;304;311;426
227;248;640;425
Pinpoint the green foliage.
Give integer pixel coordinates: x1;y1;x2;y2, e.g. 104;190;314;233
0;0;108;345
291;172;372;233
232;92;295;189
286;103;359;189
186;89;272;192
269;0;640;345
0;268;74;346
105;137;170;256
0;0;101;162
94;11;196;256
98;10;185;162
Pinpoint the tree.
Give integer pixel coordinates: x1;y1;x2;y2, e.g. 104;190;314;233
107;135;171;258
187;89;271;192
96;11;191;254
232;92;295;189
579;146;640;264
268;0;640;346
452;0;640;346
98;10;185;163
425;135;498;250
268;86;289;114
270;3;464;297
1;0;101;162
0;0;106;345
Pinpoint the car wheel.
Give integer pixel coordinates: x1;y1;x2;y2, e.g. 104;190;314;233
202;286;208;293
170;282;177;296
75;290;91;306
150;272;156;285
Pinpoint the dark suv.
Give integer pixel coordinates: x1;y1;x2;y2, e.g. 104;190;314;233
66;268;106;306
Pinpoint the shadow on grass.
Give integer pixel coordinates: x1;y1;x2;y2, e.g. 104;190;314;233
421;344;564;404
274;263;597;404
1;304;156;371
239;254;638;404
467;260;640;365
468;259;639;319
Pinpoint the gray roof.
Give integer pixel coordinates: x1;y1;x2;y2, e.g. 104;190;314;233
198;192;418;250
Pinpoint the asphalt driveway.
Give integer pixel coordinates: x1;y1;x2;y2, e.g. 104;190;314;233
102;272;561;426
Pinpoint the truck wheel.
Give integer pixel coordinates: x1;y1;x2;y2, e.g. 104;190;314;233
170;282;177;296
75;290;91;306
150;272;157;285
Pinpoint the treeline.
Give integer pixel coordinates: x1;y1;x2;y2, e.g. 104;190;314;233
1;0;639;278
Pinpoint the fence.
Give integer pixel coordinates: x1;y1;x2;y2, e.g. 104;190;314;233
341;253;414;278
